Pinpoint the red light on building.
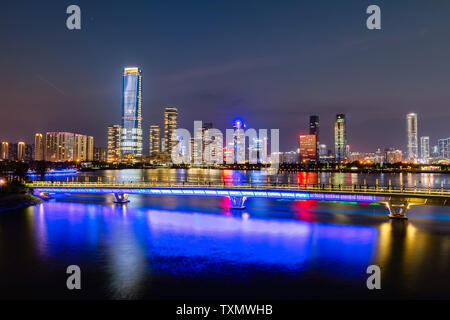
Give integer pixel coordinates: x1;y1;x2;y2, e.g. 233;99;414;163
299;134;317;162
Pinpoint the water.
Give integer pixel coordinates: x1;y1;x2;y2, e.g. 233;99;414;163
1;170;450;299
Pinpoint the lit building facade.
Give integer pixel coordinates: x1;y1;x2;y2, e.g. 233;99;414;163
406;113;418;161
164;107;178;158
17;142;26;161
299;134;317;162
74;134;88;162
420;136;430;161
386;149;403;164
149;125;161;157
1;142;9;160
233;119;246;164
121;67;143;158
94;147;108;162
87;136;94;161
107;125;121;163
334;114;347;162
45;132;75;162
309;115;320;160
34;133;44;161
438;138;450;159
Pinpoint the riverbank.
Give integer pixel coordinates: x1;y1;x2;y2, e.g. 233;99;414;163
0;193;44;213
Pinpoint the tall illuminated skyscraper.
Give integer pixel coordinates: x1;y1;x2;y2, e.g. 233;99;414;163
406;113;418;162
334;114;347;162
107;125;121;163
1;142;8;160
17;142;26;161
164;107;178;157
149;125;161;156
420;136;430;161
121;67;143;158
34;133;44;161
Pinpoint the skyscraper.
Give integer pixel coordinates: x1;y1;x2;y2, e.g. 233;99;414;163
438;138;450;159
309;115;320;161
334;114;347;162
1;142;9;160
107;125;121;163
233;119;246;164
406;113;418;162
87;136;94;161
17;142;26;161
299;134;317;162
164;107;178;158
420;136;430;161
34;133;44;161
121;67;143;158
149;125;161;156
45;132;75;162
74;134;88;162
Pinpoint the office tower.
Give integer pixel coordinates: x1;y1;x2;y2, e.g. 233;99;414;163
299;134;317;162
164;107;178;158
87;136;94;161
438;138;450;159
309;115;320;160
406;113;418;162
17;142;26;161
45;132;75;162
201;123;213;164
74;134;88;161
334;114;347;162
107;125;121;163
309;115;319;137
93;147;108;162
420;136;430;161
34;133;44;161
149;125;161;156
232;119;246;164
121;67;143;158
431;145;439;158
1;142;8;160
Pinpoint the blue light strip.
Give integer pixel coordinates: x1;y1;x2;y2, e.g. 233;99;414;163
33;187;380;202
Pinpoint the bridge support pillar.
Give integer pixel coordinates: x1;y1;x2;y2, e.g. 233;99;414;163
114;193;130;204
385;201;409;219
229;196;247;210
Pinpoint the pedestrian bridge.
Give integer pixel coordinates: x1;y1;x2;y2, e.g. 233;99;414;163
27;181;450;219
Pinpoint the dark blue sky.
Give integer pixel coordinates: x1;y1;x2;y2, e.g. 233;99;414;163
1;0;450;152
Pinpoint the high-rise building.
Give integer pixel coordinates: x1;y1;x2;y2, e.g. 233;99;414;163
420;136;430;161
309;115;320;160
438;138;450;159
1;142;9;160
149;125;161;156
164;107;178;158
25;144;33;161
74;134;88;162
121;67;143;158
87;136;94;161
299;134;317;162
17;142;26;161
233;119;246;164
45;132;75;162
334;114;347;162
309;115;319;136
107;125;121;163
34;133;44;161
406;113;418;162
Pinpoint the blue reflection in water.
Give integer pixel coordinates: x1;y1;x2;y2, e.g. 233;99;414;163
29;197;377;298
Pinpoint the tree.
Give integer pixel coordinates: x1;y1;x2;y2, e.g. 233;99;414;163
12;162;29;183
36;161;48;181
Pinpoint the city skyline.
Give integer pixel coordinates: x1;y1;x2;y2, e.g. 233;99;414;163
2;1;450;152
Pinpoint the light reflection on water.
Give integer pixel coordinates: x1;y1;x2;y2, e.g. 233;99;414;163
0;192;447;299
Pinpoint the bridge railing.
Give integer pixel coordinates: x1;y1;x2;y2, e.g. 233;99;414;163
27;181;450;196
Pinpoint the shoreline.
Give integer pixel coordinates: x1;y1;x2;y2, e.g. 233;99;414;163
0;193;44;213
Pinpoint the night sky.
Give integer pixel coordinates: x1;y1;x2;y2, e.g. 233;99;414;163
1;0;450;152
